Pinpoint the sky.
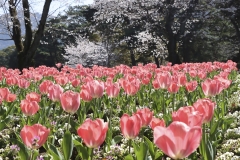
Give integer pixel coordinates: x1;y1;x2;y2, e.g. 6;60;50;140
32;0;94;16
0;0;94;16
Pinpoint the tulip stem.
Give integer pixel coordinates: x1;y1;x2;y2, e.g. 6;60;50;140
29;149;33;160
88;148;93;160
27;116;30;125
128;139;132;154
67;114;71;131
173;93;175;111
163;91;166;115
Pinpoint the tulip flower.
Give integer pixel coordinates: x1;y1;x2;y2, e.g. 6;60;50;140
39;80;54;94
18;78;30;88
54;76;69;86
47;84;64;101
201;79;223;96
80;84;93;102
177;72;187;86
6;76;18;86
5;93;17;102
154;121;202;159
152;71;171;89
20;99;40;116
135;108;153;127
60;90;80;114
172;106;204;127
214;76;231;90
193;98;215;123
26;92;41;103
185;81;198;92
120;78;141;96
105;82;120;98
167;82;180;93
149;117;166;130
120;113;142;139
71;79;81;88
77;118;108;148
55;63;62;68
0;87;10;100
20;124;50;149
85;80;105;98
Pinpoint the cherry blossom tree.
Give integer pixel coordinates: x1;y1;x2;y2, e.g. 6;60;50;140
91;0;199;65
64;36;108;68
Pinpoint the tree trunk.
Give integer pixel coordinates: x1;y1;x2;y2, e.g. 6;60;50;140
167;34;181;65
130;50;136;66
8;0;53;71
165;0;198;65
164;6;181;65
154;56;160;68
230;17;240;68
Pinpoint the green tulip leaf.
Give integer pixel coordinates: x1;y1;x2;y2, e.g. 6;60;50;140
132;142;148;160
111;135;123;145
32;112;40;124
0;121;6;131
48;143;64;160
144;136;154;159
124;154;134;160
62;130;73;160
73;139;89;159
9;138;29;160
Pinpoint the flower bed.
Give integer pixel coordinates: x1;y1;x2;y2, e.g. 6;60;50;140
0;61;239;160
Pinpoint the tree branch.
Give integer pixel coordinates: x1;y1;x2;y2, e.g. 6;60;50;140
24;0;52;66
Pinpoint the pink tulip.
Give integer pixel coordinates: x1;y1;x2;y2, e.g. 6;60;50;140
6;76;18;86
20;99;40;116
152;71;171;89
120;113;142;139
39;80;54;94
80;85;93;102
214;76;231;90
60;90;80;114
105;82;120;98
172;106;204;127
193;98;215;123
120;78;141;96
71;79;81;88
135;108;153;127
177;72;187;86
18;78;30;88
185;81;198;92
167;82;180;93
201;79;223;96
86;80;105;98
54;76;69;86
55;63;62;68
26;92;41;103
0;87;10;100
20;124;50;149
154;121;202;159
5;93;17;102
149;117;166;130
77;118;108;148
47;84;64;101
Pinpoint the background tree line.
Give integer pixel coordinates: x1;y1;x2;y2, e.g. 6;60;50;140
0;0;239;69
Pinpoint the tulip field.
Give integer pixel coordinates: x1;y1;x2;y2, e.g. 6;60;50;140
0;61;240;160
